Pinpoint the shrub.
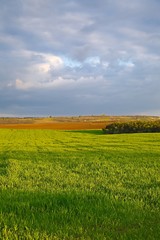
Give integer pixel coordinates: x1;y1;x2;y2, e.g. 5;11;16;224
103;120;160;134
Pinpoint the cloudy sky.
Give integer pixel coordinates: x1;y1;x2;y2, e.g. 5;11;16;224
0;0;160;116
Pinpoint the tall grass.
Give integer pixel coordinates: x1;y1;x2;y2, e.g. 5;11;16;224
0;129;160;239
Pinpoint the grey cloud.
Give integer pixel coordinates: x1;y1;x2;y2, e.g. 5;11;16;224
0;0;160;116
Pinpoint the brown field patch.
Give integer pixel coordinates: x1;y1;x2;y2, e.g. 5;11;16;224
0;121;107;130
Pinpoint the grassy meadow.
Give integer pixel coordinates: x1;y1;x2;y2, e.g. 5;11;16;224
0;129;160;239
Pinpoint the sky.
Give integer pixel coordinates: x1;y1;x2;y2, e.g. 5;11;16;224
0;0;160;117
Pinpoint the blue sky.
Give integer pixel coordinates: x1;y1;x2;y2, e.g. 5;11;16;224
0;0;160;116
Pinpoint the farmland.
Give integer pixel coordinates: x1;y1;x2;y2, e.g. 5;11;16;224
0;115;159;130
0;128;160;239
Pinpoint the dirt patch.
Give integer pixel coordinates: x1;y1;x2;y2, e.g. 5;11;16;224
0;122;107;130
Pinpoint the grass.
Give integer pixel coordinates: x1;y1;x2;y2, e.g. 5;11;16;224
0;129;160;239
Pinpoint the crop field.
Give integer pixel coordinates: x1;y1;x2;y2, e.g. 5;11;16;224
0;129;160;239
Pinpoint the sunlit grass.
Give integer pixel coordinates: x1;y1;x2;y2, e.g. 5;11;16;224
0;129;160;239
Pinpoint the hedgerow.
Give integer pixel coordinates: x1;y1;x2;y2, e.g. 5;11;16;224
103;120;160;134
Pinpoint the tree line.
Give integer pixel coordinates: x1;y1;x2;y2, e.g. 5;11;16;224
103;120;160;134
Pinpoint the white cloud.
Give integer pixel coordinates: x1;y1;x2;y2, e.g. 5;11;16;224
15;76;75;90
31;53;63;74
85;56;100;67
42;54;63;69
15;79;31;90
118;59;135;68
35;63;50;73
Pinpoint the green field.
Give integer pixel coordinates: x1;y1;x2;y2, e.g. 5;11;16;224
0;129;160;239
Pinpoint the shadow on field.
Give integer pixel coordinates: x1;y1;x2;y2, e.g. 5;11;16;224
0;152;9;176
0;189;159;239
67;129;103;135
